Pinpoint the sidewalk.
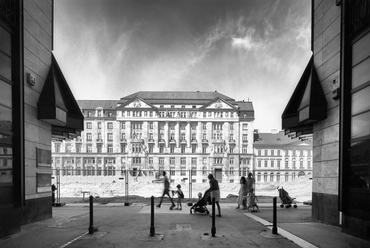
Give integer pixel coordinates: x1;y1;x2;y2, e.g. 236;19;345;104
1;202;369;248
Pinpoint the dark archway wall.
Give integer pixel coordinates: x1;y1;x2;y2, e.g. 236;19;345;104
1;0;81;238
311;0;341;227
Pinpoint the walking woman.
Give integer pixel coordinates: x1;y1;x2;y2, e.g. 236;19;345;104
236;176;248;209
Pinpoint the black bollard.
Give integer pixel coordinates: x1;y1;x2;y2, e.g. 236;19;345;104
150;196;155;236
272;197;278;234
89;195;94;234
211;197;216;237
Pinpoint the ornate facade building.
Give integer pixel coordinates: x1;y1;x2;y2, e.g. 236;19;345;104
52;91;255;183
253;131;312;183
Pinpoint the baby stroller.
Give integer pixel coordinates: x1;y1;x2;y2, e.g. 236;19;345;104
277;186;297;208
190;191;211;215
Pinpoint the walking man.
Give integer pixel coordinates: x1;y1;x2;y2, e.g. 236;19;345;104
206;174;221;217
157;171;176;209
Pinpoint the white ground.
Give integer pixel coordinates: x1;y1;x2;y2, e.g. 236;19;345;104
57;176;312;202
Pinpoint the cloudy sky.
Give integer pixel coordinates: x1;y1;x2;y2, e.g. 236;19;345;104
54;0;312;132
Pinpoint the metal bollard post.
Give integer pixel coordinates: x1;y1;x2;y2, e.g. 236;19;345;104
89;195;94;234
211;197;216;237
272;197;278;234
150;196;155;236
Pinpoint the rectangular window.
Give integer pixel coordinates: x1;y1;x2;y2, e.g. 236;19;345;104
87;144;92;153
107;144;113;153
86;133;92;141
108;122;113;129
258;160;261;167
170;157;175;165
264;160;268;167
242;134;248;142
159;157;164;165
180;157;186;165
271;160;274;167
192;145;197;153
120;144;126;153
191;158;197;165
242;145;248;154
107;133;113;141
86;122;92;129
202;145;207;153
76;144;81;153
181;144;186;153
120;122;125;129
191;167;197;176
243;123;248;129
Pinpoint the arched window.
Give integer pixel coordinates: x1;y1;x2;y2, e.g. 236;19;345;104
263;173;268;182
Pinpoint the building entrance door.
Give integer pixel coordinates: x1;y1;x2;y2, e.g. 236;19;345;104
215;169;222;182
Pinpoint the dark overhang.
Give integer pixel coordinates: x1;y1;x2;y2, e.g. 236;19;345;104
38;54;84;140
282;55;327;139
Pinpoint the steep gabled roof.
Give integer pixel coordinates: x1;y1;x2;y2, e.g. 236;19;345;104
254;131;312;149
118;91;235;105
77;100;118;110
236;101;254;111
199;96;238;110
116;96;156;109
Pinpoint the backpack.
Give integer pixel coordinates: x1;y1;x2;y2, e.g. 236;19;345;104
179;191;184;199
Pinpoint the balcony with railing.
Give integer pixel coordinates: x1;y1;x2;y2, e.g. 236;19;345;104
131;138;144;143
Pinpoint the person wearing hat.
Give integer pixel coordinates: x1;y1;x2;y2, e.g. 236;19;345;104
172;184;184;210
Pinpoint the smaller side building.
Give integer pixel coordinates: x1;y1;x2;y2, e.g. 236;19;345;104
253;130;313;183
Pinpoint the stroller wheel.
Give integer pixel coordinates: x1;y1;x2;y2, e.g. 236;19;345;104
294;205;297;208
280;204;284;208
190;210;193;214
206;210;209;215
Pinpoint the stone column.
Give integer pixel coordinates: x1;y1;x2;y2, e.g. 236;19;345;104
186;121;191;148
164;121;169;148
175;121;180;148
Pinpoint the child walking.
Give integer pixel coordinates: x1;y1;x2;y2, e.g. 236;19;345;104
172;184;184;210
